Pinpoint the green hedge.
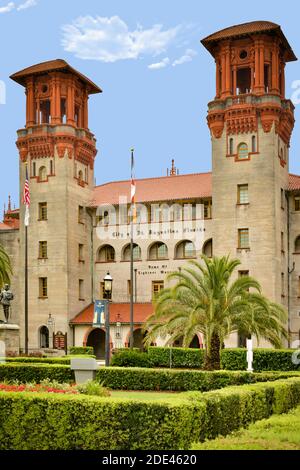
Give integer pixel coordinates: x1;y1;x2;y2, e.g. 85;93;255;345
97;367;300;392
0;363;74;383
111;350;150;368
1;355;95;365
68;346;94;356
1;378;300;449
148;346;205;368
221;348;300;371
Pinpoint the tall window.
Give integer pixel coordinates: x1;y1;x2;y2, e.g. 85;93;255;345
127;280;132;297
79;244;84;261
32;161;36;177
203;239;213;258
238;229;249;249
39;202;47;220
39;277;48;298
294;236;300;253
281;273;285;297
39;241;47;259
298;277;300;297
229;138;234;155
204;200;212;219
122;243;141;261
237;143;248;160
149;242;168;260
38;166;47;182
78;206;85;224
79;279;84;300
294;196;300;211
281;189;285;209
237;184;249;204
175;240;196;259
152;281;164;298
97;245;115;262
50;160;53;175
281;232;284;253
251;135;256;153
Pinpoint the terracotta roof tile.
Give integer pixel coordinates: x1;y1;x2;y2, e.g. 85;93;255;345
0;221;19;230
10;59;102;94
70;303;154;325
288;173;300;191
91;172;212;206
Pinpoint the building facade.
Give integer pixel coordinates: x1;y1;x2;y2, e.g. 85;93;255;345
1;21;300;357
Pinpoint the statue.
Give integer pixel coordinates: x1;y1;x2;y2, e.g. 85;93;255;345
0;284;14;323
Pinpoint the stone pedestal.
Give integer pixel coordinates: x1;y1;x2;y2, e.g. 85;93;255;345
0;324;20;356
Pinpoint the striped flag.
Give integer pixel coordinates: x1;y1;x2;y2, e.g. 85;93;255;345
22;165;30;226
130;148;136;222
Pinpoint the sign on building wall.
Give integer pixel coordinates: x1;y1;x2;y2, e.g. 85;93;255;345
93;300;107;326
53;331;67;351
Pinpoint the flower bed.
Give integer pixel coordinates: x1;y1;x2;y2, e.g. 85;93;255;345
0;381;78;394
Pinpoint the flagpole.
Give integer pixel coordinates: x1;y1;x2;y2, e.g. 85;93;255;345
130;148;135;349
24;162;29;355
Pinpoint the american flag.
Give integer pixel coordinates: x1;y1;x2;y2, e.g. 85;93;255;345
23;165;30;226
130;148;136;222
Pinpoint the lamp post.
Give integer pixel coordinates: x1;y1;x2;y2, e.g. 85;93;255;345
47;313;55;349
104;272;113;366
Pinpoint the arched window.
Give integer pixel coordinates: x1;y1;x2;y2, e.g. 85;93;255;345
295;236;300;253
252;136;256;153
175;240;196;259
39;326;49;348
149;242;168;260
38;166;47;181
122;243;141;261
202;239;213;258
97;245;115;262
229;138;234;155
237;143;248;160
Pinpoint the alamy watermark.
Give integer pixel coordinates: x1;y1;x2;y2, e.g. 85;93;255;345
0;80;6;105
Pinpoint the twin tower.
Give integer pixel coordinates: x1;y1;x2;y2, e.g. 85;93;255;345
10;21;298;348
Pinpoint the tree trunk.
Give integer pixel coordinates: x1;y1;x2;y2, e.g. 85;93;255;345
204;332;221;370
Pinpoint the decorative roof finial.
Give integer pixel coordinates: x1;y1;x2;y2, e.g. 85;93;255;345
170;159;177;176
8;195;11;212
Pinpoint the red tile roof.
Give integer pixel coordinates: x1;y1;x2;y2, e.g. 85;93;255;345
91;172;212;206
0;220;20;230
70;302;154;325
288;174;300;191
10;59;102;94
201;21;297;62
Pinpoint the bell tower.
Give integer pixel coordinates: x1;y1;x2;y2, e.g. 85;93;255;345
201;22;297;341
10;60;102;350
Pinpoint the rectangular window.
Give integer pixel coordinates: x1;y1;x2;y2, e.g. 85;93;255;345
238;229;249;249
100;281;111;300
78;205;85;224
152;281;164;298
39;241;47;259
39;277;48;298
127;280;132;297
79;279;84;300
38;202;47;220
281;189;284;209
79;244;84;261
32;161;36;177
237;184;249;204
204;200;212;219
281;273;285;297
298;277;300;297
281;232;284;253
50;160;53;175
294;196;300;211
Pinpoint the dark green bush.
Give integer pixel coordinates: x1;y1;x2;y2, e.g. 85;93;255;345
148;346;205;368
221;348;300;371
111;350;150;368
0;363;74;384
3;357;71;365
1;378;300;449
68;346;94;356
97;367;299;391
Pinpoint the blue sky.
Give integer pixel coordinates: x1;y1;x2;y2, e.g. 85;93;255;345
0;0;300;213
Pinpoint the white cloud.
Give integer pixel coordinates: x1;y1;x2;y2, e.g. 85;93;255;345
17;0;37;10
61;15;182;63
172;48;197;67
148;57;170;70
0;2;15;14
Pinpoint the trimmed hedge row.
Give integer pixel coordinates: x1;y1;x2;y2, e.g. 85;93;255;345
1;378;300;449
148;347;205;368
221;348;300;371
69;346;94;355
97;367;300;392
1;355;95;365
0;363;74;383
111;350;150;368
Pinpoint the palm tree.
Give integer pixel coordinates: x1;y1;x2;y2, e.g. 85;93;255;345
0;243;12;287
144;255;288;370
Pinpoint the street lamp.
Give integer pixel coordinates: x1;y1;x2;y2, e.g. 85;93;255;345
104;272;113;366
47;313;55;348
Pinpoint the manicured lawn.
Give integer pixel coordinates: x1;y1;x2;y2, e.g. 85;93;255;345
192;405;300;450
110;390;183;401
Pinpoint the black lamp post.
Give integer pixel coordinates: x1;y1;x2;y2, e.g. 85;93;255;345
104;272;113;366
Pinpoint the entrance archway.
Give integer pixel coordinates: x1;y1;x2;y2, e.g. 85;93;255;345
172;335;202;348
133;328;147;351
86;328;105;359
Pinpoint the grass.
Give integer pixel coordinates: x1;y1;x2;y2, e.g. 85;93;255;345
191;405;300;450
110;390;183;402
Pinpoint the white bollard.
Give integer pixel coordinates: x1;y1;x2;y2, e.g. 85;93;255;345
246;338;253;372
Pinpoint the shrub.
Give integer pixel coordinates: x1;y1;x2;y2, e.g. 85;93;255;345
148;346;205;369
221;348;300;371
110;350;150;368
1;356;95;365
68;346;94;356
77;380;110;397
97;367;299;392
0;363;74;384
0;378;300;449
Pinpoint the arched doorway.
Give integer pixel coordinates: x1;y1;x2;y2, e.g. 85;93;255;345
39;326;49;348
172;335;201;348
86;328;105;359
133;328;147;351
